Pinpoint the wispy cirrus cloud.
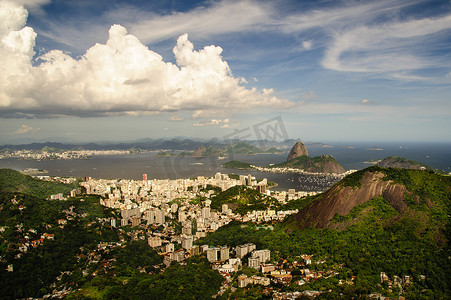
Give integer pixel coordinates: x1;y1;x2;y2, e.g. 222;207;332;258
128;0;272;44
31;0;451;84
322;14;451;78
123;1;451;82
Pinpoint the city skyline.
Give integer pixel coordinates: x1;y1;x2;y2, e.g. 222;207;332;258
1;0;450;144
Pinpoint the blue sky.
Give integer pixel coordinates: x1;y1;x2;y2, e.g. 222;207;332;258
0;0;450;144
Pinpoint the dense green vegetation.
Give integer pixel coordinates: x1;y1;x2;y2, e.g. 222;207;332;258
338;166;380;187
330;196;398;224
0;168;78;198
276;195;316;211
110;240;163;276
0;192;120;299
210;185;278;214
222;160;254;169
272;154;311;168
79;256;223;300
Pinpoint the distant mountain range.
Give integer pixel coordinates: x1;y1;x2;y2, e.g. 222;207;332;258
0;138;303;151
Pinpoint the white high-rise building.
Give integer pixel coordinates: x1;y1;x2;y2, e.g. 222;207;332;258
166;243;175;252
178;211;186;222
145;210;155;225
202;207;211;219
207;247;219;262
182;236;194;250
239;175;246;185
252;249;270;263
220;246;229;261
236;243;256;258
148;236;162;248
222;204;228;213
206;246;229;262
248;257;260;269
155;209;165;225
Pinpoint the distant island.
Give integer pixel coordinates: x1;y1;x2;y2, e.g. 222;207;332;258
156;150;176;157
222;160;254;170
377;156;445;173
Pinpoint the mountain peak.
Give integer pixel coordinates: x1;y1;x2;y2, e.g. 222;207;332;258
287;141;308;161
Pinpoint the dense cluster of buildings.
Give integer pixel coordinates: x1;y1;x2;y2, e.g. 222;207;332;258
0;149;132;160
78;172;301;268
79;171;349;297
80;172;301;230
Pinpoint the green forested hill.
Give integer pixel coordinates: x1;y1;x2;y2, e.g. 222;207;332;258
0;191;121;299
270;154;346;174
210;185;278;214
0;168;77;197
377;156;444;173
222;160;254;169
226;142;282;155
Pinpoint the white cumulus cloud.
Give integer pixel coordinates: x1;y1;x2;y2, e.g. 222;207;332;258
0;2;293;118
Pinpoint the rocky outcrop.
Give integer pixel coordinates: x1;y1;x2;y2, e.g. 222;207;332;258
192;145;206;157
293;171;409;229
287;142;308;161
